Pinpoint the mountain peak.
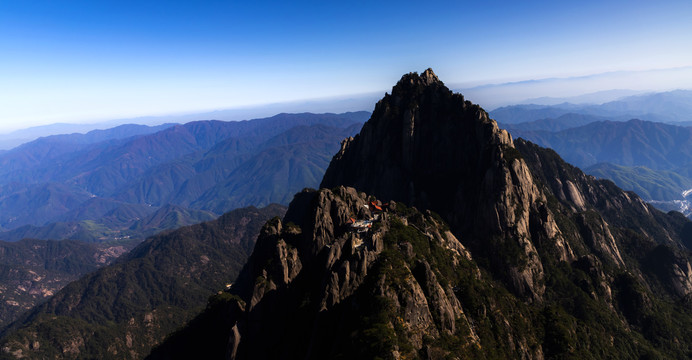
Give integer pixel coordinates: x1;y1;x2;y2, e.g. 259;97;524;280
321;68;516;222
146;70;692;359
395;68;441;88
387;68;451;103
421;67;439;83
322;69;548;299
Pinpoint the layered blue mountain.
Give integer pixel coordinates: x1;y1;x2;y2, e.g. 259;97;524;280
499;113;610;132
511;119;692;170
0;112;368;242
0;123;179;151
491;89;692;124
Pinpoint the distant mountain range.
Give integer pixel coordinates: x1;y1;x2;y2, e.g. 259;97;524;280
0;91;381;151
0;112;369;242
509;119;692;170
455;67;692;109
517;89;648;105
491;89;692;124
0;123;179;151
499;113;611;132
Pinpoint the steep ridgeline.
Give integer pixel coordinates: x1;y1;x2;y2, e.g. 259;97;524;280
0;204;285;360
150;70;692;359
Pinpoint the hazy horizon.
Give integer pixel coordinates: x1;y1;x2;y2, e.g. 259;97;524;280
1;0;691;132
1;67;692;139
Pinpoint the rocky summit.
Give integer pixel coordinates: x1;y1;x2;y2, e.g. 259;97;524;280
148;69;692;359
322;68;547;301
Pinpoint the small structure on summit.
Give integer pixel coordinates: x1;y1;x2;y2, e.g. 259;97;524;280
348;217;372;233
347;199;390;237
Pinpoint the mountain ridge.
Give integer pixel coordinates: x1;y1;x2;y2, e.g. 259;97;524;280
490;89;692;124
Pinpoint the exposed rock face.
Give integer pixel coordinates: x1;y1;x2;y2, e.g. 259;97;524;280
321;69;568;301
515;139;692;298
149;187;491;359
148;70;692;359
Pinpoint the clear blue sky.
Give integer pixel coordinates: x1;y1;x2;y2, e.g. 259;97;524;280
1;0;691;131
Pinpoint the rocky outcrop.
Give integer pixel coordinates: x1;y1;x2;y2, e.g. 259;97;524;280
643;244;692;297
321;69;571;301
148;187;502;359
